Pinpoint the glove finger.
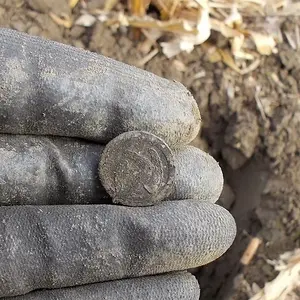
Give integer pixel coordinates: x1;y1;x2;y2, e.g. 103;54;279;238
0;134;107;205
0;200;236;297
3;272;200;300
170;146;223;203
0;135;222;205
0;28;200;147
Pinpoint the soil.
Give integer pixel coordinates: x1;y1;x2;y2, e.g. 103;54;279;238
1;0;300;299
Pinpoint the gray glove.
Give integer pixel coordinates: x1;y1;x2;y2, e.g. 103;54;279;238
0;28;236;299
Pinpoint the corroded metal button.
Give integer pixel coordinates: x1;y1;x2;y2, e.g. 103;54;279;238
99;131;175;206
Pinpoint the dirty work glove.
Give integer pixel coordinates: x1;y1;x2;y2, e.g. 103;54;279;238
0;28;236;300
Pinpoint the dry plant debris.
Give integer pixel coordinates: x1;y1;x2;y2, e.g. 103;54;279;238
249;249;300;300
240;237;262;266
47;0;300;71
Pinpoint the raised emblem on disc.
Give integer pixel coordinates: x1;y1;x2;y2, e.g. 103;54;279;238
99;131;175;206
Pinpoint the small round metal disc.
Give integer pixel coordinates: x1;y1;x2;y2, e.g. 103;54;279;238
99;131;175;207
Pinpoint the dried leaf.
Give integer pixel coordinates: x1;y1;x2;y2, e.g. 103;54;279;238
75;14;97;27
161;7;211;57
161;34;201;58
218;49;242;73
84;0;279;60
69;0;80;9
250;31;277;55
215;48;260;74
211;18;241;38
125;16;197;34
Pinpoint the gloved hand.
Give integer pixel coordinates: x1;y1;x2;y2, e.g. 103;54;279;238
0;28;236;300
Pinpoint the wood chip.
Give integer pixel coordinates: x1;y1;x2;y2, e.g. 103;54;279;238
240;237;262;265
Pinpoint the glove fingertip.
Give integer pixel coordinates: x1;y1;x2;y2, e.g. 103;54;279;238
171;146;223;203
